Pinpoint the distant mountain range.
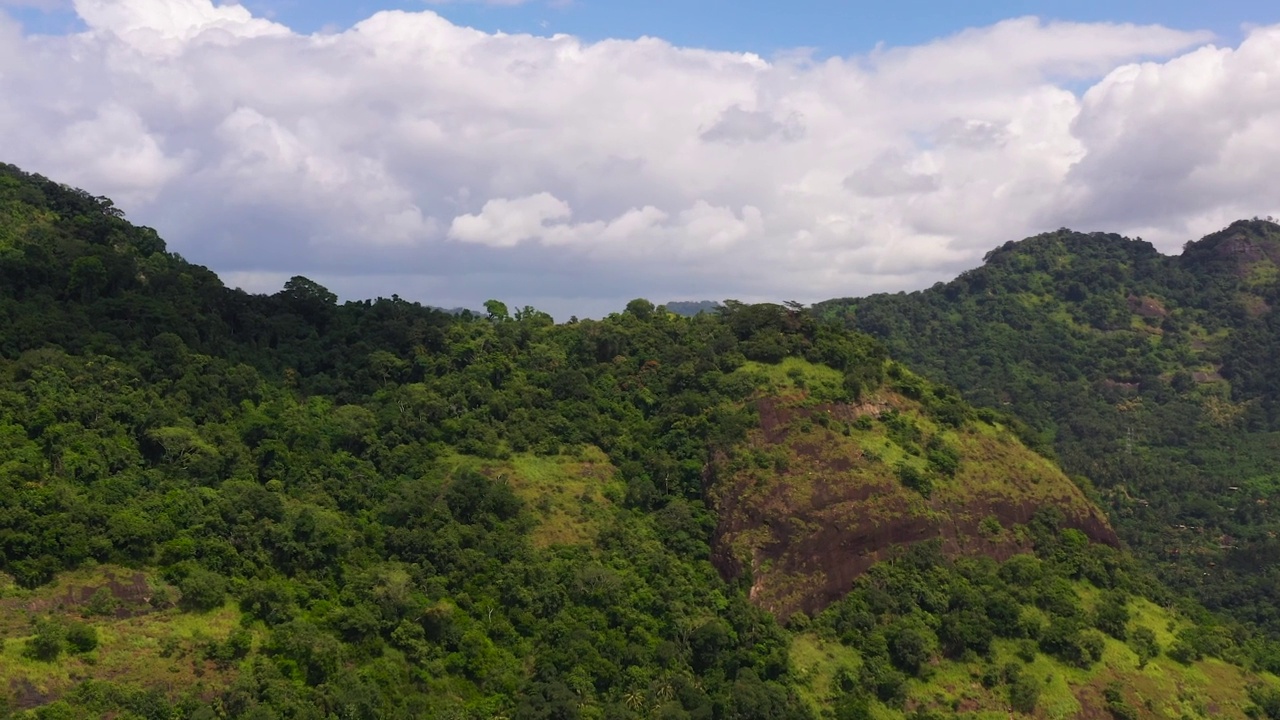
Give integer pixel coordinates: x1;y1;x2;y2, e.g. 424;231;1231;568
662;299;722;316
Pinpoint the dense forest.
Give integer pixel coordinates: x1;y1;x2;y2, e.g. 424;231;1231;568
818;220;1280;642
1;162;1279;718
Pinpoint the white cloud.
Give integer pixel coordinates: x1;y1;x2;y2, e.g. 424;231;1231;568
73;0;286;50
701;105;806;144
1053;28;1280;235
0;1;1275;318
450;193;572;247
844;152;940;197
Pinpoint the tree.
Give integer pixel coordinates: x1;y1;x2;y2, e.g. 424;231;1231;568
67;256;107;301
179;569;228;612
887;622;933;676
1248;684;1280;720
896;462;932;498
1008;671;1040;714
1130;626;1160;669
1093;590;1130;640
484;299;510;322
24;617;65;661
65;622;99;653
280;275;337;306
625;298;655;320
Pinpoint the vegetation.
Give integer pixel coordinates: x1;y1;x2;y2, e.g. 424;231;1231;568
793;530;1278;718
0;161;1278;717
708;357;1114;619
817;221;1280;650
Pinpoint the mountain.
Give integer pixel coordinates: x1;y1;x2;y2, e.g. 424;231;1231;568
817;220;1280;644
1;161;1279;718
663;300;723;317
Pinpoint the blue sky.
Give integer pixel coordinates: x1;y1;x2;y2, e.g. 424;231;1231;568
12;0;1280;52
244;1;1280;52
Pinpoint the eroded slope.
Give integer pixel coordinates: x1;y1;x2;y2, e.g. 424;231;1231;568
709;359;1116;618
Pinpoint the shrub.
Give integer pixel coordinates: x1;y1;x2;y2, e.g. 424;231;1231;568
1093;590;1130;640
896;463;933;498
1130;626;1160;668
84;587;118;617
925;437;960;477
178;569;228;612
979;515;1004;539
65;622;99;653
24;617;65;661
204;627;252;667
1008;672;1041;713
1103;683;1139;720
1039;617;1103;668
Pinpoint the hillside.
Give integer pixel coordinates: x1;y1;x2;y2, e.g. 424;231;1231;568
817;220;1280;648
708;357;1115;619
0;162;1278;718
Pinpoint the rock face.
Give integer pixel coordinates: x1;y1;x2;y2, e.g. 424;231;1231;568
708;392;1117;619
1181;219;1280;280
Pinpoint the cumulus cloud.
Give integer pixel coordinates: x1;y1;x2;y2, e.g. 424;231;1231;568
844;152;941;197
701;106;806;144
450;193;572;247
0;1;1275;317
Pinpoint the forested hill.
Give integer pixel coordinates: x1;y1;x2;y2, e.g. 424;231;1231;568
2;162;1280;719
817;220;1280;642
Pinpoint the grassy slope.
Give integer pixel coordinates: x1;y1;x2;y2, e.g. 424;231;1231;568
0;567;245;708
440;447;623;548
791;589;1280;719
712;359;1113;618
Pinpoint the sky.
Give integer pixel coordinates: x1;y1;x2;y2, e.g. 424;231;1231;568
1;1;1279;318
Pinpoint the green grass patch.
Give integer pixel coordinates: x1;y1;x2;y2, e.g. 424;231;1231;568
789;633;861;713
737;357;847;401
790;580;1279;719
444;447;622;548
0;566;249;707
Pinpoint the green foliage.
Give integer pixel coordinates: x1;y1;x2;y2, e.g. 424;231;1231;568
24;617;66;661
895;462;932;497
1093;590;1131;640
0;162;1274;718
886;619;934;676
924;436;960;478
0;164;880;716
832;693;873;720
1168;628;1205;665
807;525;1196;712
1129;626;1160;669
204;627;252;667
1249;683;1280;720
817;221;1280;665
177;569;228;612
1103;682;1140;720
1008;669;1041;713
64;622;99;654
83;588;119;617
